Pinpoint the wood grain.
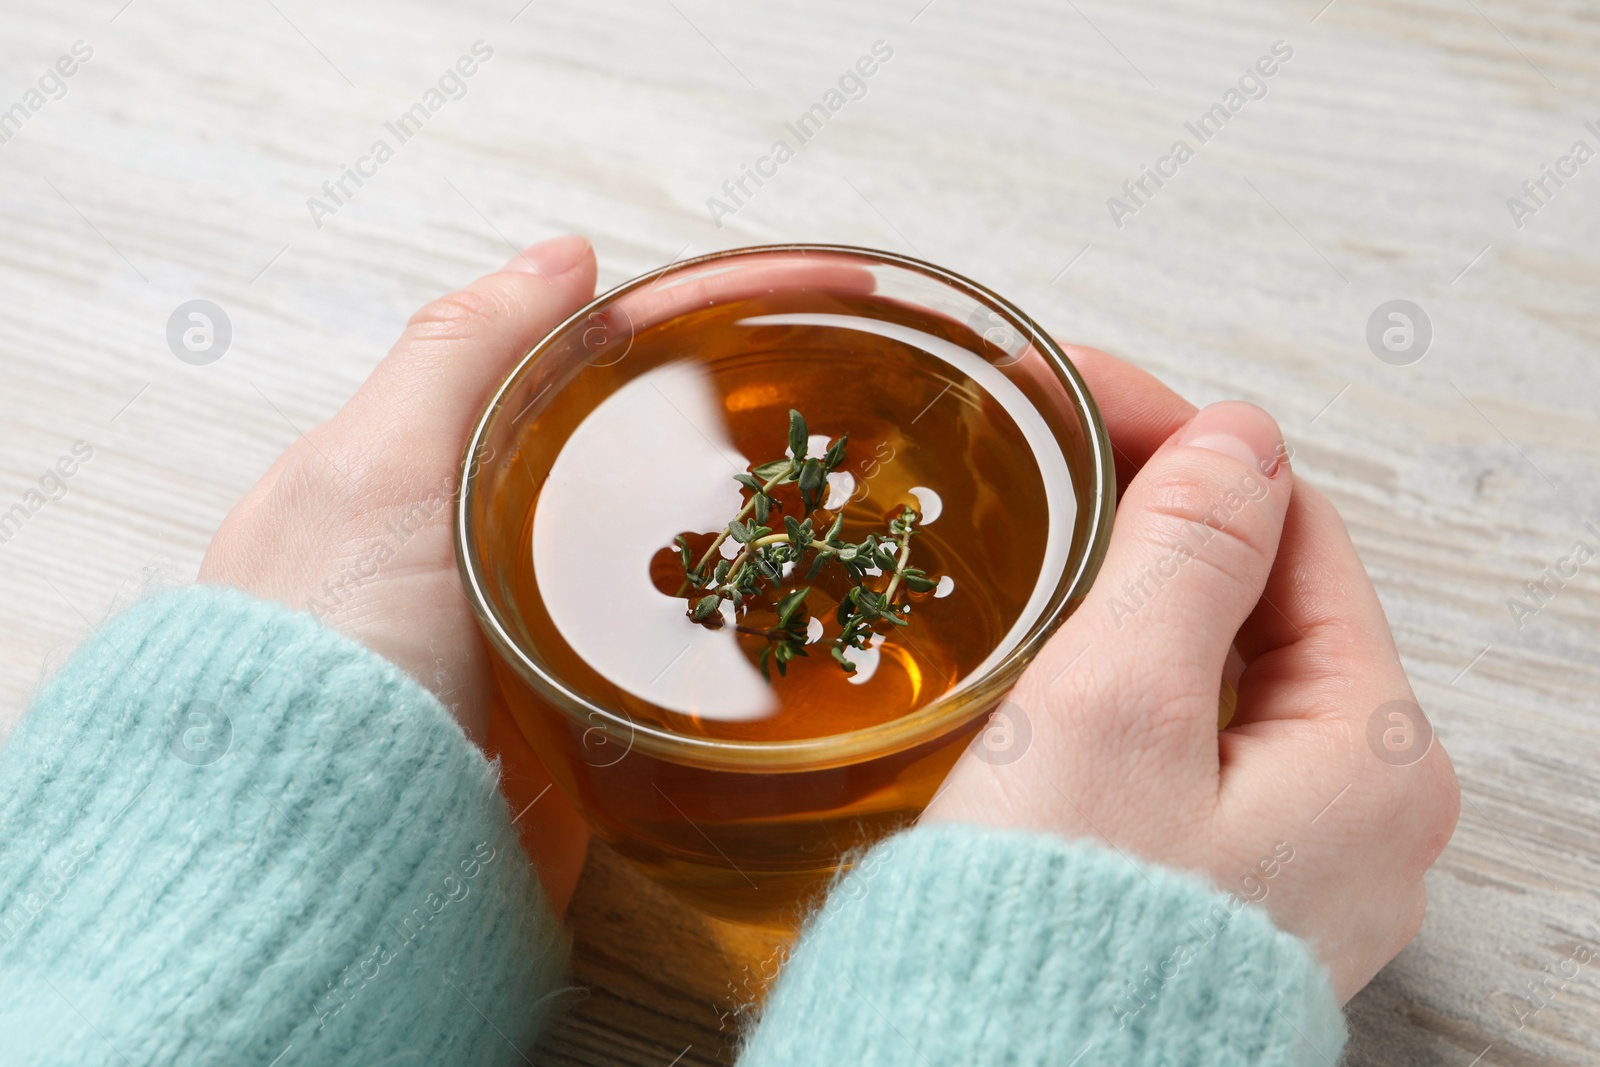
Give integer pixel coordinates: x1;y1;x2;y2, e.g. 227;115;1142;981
2;0;1597;1063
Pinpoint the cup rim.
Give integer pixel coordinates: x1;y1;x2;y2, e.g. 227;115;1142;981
455;243;1115;771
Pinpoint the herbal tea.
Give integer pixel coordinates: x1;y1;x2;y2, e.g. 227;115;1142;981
460;249;1110;919
508;294;1068;743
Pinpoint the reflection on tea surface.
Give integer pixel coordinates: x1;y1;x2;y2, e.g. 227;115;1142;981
514;297;1074;743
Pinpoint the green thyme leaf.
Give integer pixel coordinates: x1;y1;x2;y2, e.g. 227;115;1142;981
672;409;945;682
752;458;793;482
775;586;810;628
823;433;849;471
797;458;824;510
788;409;809;460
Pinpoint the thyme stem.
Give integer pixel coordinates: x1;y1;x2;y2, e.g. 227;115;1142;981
671;410;940;681
692;461;797;577
881;523;917;604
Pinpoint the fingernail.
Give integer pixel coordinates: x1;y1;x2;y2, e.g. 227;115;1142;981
1175;401;1285;478
501;234;590;277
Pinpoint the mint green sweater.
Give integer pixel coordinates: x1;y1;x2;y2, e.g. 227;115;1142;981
0;588;1345;1065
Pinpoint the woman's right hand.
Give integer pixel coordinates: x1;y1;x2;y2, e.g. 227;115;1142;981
924;347;1460;1003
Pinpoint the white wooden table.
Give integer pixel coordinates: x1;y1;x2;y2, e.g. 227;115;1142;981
3;1;1597;1063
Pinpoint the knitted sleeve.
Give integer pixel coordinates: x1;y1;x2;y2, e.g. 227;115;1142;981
739;823;1347;1067
0;586;568;1067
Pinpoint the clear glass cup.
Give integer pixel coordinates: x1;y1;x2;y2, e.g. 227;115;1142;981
455;245;1115;923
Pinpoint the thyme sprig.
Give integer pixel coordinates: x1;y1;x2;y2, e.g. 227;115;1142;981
674;410;939;681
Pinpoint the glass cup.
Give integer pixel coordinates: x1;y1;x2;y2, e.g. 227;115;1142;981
455;245;1115;923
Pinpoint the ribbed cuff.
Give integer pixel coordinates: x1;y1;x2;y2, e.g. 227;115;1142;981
0;585;568;1066
738;823;1346;1067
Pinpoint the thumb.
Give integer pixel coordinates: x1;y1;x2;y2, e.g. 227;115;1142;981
1079;401;1291;726
335;234;598;471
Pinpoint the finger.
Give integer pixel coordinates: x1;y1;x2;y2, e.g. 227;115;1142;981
1073;401;1292;745
334;234;599;474
1225;481;1407;725
1061;345;1198;494
1234;482;1394;660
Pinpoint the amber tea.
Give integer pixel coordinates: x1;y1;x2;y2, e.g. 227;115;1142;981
458;247;1112;920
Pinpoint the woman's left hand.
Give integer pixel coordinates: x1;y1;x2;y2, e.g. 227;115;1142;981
199;234;597;913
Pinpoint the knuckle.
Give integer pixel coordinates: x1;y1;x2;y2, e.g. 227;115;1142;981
1028;651;1160;752
1397;884;1428;949
1103;660;1214;757
271;440;339;511
1135;470;1277;585
1369;741;1459;874
1418;749;1461;861
276;432;379;510
405;285;508;342
1120;693;1202;756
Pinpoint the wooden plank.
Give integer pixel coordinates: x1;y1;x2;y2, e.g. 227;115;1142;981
1;0;1596;1062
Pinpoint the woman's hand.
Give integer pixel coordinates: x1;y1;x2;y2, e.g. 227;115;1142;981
925;346;1460;1002
199;234;597;913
